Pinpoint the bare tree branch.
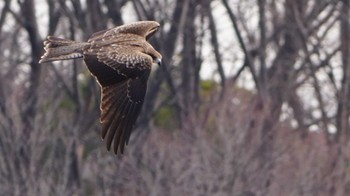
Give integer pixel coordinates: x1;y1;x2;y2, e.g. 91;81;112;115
203;0;226;99
0;0;10;37
222;0;260;92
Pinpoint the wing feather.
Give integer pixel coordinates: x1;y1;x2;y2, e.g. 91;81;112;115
83;29;155;154
116;100;139;153
103;90;129;149
88;29;110;41
97;45;152;71
100;82;128;123
84;55;127;86
99;80;130;136
120;103;138;150
112;101;132;153
103;100;126;147
99;70;151;154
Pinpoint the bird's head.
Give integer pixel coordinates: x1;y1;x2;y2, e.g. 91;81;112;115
117;21;160;40
117;21;162;66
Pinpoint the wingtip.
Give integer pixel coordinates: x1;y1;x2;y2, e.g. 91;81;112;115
113;146;125;155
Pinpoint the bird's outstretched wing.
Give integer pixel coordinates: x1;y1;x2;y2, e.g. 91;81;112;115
99;70;150;154
83;42;153;154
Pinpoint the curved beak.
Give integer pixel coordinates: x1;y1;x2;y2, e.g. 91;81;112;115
156;58;162;66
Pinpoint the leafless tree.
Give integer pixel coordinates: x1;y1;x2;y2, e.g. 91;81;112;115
0;0;349;195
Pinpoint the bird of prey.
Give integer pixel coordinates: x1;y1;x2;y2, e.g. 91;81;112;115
39;21;162;154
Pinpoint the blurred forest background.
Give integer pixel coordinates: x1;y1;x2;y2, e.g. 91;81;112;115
0;0;349;195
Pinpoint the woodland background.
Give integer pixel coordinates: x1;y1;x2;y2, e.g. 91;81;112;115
0;0;349;195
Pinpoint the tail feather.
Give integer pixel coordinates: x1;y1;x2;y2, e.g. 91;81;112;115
39;36;90;63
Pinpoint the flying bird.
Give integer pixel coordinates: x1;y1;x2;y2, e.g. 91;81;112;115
39;21;162;154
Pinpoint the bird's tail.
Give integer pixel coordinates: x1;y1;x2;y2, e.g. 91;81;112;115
39;36;90;63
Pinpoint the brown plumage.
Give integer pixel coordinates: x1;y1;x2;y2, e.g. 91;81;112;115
39;21;162;154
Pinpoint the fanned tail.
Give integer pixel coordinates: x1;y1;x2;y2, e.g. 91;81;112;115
39;36;90;63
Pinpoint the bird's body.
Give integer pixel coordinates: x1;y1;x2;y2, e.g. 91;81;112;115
39;21;162;154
